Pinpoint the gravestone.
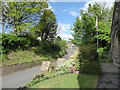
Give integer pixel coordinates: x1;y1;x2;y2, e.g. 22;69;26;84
40;61;51;72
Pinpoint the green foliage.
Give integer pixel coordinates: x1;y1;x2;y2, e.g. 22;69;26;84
71;17;82;45
2;33;27;54
1;33;67;65
32;40;67;58
54;37;67;57
2;2;48;34
58;40;67;57
22;70;69;88
78;44;97;61
34;9;58;41
24;73;98;88
2;50;49;66
71;3;113;50
31;74;80;88
1;54;8;62
2;33;39;54
32;40;60;54
79;60;101;75
77;44;101;74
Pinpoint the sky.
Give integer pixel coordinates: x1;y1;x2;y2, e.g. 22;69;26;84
0;0;115;41
48;0;115;41
49;2;86;41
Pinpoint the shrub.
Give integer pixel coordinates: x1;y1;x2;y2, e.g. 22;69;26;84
79;60;101;75
32;40;67;58
78;44;98;61
57;40;67;57
32;40;60;54
1;54;8;62
2;33;39;54
17;34;39;47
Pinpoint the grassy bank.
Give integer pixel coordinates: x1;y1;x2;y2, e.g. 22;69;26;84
2;50;56;66
31;73;98;88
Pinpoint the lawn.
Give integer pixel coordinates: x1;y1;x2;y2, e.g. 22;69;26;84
31;73;98;88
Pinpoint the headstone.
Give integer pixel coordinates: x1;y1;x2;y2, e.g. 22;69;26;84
56;58;65;67
69;66;75;73
40;61;51;72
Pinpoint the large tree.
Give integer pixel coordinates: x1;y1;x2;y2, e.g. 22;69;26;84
36;9;58;42
71;17;83;45
71;3;113;50
2;2;48;34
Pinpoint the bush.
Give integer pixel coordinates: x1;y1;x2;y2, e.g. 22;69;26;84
2;33;39;54
32;40;67;58
79;60;101;75
18;34;39;47
78;44;98;61
32;40;60;54
55;39;67;57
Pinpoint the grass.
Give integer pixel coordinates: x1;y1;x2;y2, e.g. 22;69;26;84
2;50;53;66
78;74;98;88
31;73;98;88
99;59;113;63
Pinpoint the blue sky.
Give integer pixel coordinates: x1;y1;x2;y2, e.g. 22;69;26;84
49;2;86;41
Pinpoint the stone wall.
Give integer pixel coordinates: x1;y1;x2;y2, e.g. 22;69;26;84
110;0;120;65
2;61;42;76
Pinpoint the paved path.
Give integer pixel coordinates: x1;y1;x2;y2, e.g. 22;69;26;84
97;63;119;88
64;47;76;60
1;65;41;88
1;44;76;89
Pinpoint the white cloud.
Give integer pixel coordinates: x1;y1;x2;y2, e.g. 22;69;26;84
57;23;73;41
69;11;79;17
63;9;68;12
57;23;71;33
81;0;115;12
57;34;73;41
49;0;88;2
63;7;80;17
48;0;114;2
49;0;57;2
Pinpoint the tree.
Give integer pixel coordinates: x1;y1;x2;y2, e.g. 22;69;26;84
71;3;113;50
71;17;83;45
54;36;61;44
2;2;48;34
36;10;58;42
71;11;96;46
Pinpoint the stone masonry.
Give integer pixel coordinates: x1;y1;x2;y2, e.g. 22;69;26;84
109;0;120;65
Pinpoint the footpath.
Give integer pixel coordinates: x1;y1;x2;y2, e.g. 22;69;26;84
97;63;119;88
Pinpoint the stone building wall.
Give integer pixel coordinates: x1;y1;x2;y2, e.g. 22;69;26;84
110;0;120;65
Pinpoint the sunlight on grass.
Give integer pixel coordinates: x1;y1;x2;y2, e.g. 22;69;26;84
31;73;98;88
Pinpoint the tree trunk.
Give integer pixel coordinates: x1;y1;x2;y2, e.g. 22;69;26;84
2;23;4;33
13;25;17;35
